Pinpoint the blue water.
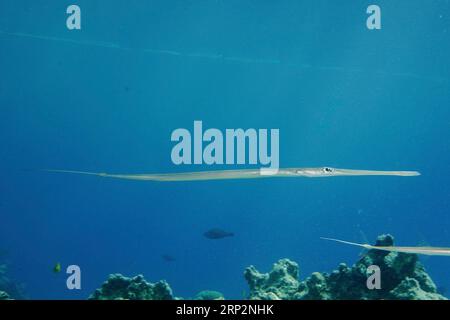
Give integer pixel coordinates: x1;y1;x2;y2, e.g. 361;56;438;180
0;0;449;299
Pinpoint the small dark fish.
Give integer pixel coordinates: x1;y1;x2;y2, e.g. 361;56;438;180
53;262;62;273
161;254;176;262
203;228;234;240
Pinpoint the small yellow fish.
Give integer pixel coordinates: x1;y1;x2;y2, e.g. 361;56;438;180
53;262;62;273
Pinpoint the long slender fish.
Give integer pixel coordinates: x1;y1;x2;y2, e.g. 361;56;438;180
321;237;450;256
44;167;420;182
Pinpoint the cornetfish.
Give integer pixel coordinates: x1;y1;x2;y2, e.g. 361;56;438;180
44;167;420;182
321;237;450;256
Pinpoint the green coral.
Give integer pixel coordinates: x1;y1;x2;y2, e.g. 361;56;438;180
0;263;25;299
89;274;174;300
195;290;225;300
245;234;446;300
390;277;445;300
244;258;299;300
0;291;10;300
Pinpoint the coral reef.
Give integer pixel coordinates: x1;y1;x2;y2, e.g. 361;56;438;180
244;258;299;300
88;235;445;301
0;290;10;300
195;290;225;300
90;275;228;301
244;234;446;300
0;263;25;300
89;274;174;300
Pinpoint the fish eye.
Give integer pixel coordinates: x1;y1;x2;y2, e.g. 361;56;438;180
323;167;334;173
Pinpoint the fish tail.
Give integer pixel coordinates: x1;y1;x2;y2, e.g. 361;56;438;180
42;169;108;177
320;237;371;249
